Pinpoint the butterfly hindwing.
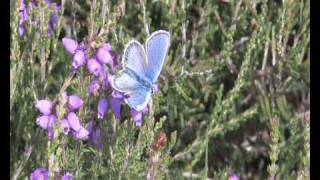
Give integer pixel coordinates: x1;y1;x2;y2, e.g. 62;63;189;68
125;89;151;112
112;70;145;93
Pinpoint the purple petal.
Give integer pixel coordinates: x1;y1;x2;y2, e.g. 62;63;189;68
86;120;95;134
73;126;89;140
60;118;70;135
88;80;100;96
19;0;28;21
35;100;53;115
97;98;108;119
90;127;104;152
36;115;50;129
142;106;149;114
68;95;84;111
103;72;110;89
30;168;48;180
72;50;86;69
110;52;120;73
47;126;55;140
19;25;26;37
62;38;78;54
111;90;125;99
67;112;81;132
96;45;113;64
102;43;112;51
61;172;73;180
36;115;57;130
130;109;143;127
110;97;122;120
228;175;239;180
87;58;102;76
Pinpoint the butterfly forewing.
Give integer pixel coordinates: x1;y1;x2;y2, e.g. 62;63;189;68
145;30;170;83
122;41;148;78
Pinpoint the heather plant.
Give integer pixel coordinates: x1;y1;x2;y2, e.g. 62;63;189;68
10;0;309;179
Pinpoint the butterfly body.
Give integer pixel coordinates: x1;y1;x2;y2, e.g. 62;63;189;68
111;30;170;111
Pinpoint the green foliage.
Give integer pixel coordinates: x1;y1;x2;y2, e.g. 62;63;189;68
10;0;309;179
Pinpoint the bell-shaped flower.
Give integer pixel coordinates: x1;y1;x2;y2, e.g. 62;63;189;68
62;38;78;54
67;95;83;111
35;100;53;115
88;80;100;96
73;126;89;140
72;50;86;69
87;58;102;76
97;98;108;119
96;43;113;65
30;168;48;180
61;172;73;180
36;115;57;130
130;109;142;127
67;112;81;132
60;118;70;135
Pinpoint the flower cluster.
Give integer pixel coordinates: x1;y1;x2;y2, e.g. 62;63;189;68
62;37;154;127
30;168;72;180
62;38;124;121
18;0;60;37
35;93;89;140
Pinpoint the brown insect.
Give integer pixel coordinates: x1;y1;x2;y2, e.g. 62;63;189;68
151;132;168;151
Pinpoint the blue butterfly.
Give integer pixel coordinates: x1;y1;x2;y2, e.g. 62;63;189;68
111;30;170;111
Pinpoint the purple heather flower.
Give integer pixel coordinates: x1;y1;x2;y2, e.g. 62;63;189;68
73;126;89;140
110;98;122;120
103;72;110;89
142;106;149;114
60;118;70;135
110;52;120;73
30;168;48;180
111;90;125;99
96;43;113;65
228;175;239;180
35;100;53;115
97;98;109;119
61;172;73;180
72;50;86;69
130;109;142;127
68;95;84;111
48;13;58;36
19;24;26;37
47;126;55;140
36;115;57;130
109;91;125;120
86;120;95;134
18;0;28;37
88;80;100;96
90;126;104;152
67;112;81;132
87;58;102;76
62;38;78;54
19;0;28;21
